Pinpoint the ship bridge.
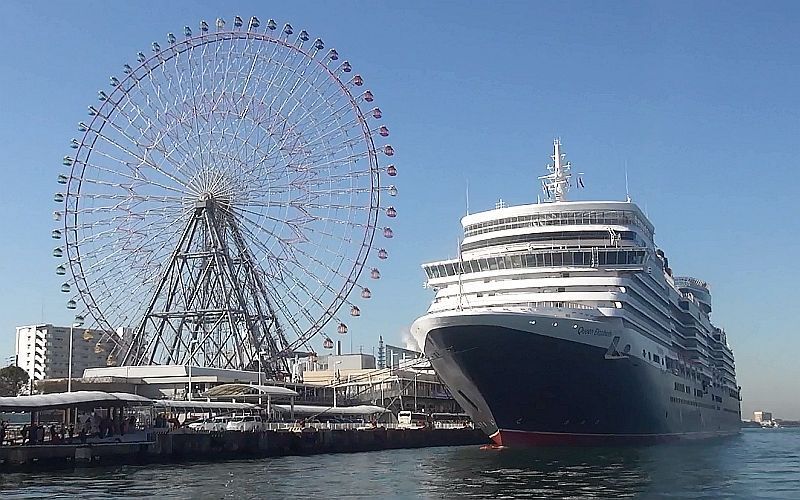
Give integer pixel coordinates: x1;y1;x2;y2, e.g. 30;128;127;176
462;201;654;251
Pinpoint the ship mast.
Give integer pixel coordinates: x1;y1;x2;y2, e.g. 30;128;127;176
539;138;572;202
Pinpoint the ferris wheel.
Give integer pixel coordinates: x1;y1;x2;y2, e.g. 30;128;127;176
52;16;398;377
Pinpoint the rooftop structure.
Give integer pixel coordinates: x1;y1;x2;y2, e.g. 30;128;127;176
36;365;334;406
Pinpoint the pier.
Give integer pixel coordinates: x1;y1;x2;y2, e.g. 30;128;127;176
0;427;487;469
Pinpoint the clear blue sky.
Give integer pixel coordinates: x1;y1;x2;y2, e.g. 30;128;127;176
0;1;798;418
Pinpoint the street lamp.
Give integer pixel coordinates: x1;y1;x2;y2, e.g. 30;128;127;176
67;315;84;393
187;338;199;401
333;360;342;408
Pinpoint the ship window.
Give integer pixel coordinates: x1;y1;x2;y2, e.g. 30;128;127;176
488;258;499;271
497;257;507;270
543;253;552;267
552;252;563;266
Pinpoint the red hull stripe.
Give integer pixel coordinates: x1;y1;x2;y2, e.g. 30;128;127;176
493;429;739;447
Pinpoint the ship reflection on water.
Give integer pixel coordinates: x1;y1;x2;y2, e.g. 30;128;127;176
421;431;785;499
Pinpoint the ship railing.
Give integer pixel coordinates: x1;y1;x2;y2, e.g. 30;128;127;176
463;210;653;240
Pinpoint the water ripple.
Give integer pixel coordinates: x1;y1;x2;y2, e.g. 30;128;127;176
1;429;799;499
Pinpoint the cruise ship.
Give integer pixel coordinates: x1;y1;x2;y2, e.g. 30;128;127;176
411;140;741;446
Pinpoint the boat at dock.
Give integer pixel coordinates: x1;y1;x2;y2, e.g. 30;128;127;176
412;140;742;446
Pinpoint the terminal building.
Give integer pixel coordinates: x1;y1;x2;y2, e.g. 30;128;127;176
303;352;461;414
14;324;112;383
21;327;465;417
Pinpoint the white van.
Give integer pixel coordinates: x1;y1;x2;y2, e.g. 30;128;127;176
188;416;231;432
225;415;264;432
397;411;429;429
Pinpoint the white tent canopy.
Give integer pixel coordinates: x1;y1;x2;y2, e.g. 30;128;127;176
152;400;257;411
272;404;390;416
0;391;151;412
202;383;298;398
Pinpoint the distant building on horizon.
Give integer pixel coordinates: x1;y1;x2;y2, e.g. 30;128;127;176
15;324;111;383
753;410;773;423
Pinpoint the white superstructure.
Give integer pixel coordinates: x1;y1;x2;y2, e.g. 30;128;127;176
417;140;738;401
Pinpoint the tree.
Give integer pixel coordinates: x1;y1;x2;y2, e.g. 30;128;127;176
0;365;29;396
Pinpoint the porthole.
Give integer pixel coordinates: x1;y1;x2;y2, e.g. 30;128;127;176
552;322;558;327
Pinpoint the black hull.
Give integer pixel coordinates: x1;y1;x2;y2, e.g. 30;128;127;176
424;323;741;446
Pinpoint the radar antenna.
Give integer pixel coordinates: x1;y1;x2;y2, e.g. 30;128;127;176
539;139;572;202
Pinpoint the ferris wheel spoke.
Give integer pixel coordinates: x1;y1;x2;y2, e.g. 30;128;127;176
269;48;322;129
211;54;307;185
231;203;371;252
79;119;195;193
242;199;371;212
74;212;189;277
256;79;354;161
115;80;200;180
74;158;191;197
76;192;185;203
269;170;374;189
223;206;308;259
281;241;360;300
223;34;272;155
230;206;368;278
98;91;201;187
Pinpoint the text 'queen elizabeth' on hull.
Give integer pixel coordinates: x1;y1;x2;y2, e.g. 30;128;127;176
412;140;741;446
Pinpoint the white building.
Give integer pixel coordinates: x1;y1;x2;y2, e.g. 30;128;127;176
753;411;773;423
14;324;111;382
